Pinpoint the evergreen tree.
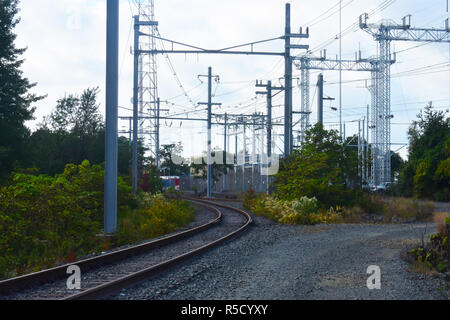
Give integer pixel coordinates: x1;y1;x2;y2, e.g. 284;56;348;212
0;0;43;178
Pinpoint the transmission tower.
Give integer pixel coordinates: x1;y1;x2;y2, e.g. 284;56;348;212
293;50;393;145
136;0;159;163
359;14;450;187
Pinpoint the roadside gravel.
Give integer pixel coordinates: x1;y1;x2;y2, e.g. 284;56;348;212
114;202;449;300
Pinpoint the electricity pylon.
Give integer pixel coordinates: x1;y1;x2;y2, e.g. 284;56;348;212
359;14;450;187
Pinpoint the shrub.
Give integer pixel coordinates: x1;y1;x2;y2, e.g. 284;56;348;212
0;161;105;278
0;161;194;280
243;191;342;225
383;197;434;222
292;196;319;215
407;214;449;273
116;194;194;245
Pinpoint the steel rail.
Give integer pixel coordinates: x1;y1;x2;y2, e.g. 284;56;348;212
63;198;252;300
0;201;221;296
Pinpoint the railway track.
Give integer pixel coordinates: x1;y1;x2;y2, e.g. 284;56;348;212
0;198;252;300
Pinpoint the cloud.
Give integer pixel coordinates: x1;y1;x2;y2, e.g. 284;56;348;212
13;0;450;159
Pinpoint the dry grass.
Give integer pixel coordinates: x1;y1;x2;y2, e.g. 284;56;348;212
433;212;450;235
408;260;439;275
343;205;365;223
383;197;435;222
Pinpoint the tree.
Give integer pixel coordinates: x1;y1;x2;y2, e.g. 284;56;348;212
45;87;103;135
0;0;44;179
190;149;234;183
390;151;405;181
397;103;450;200
273;124;361;207
160;143;189;176
29;88;144;178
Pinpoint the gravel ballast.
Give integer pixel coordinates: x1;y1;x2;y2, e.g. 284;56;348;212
114;203;449;300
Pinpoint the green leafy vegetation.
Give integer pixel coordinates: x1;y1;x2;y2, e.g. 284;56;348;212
243;190;434;226
0;0;44;179
243;191;343;225
273;124;361;208
0;161;194;280
393;103;449;201
243;123;437;226
408;213;449;273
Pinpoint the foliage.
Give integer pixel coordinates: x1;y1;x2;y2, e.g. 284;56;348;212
382;197;434;222
273;124;361;208
243;192;343;225
160;143;190;177
292;196;319;215
44;88;104;136
395;103;450;201
190;149;234;183
23;88;147;178
115;194;194;245
344;195;434;223
140;164;163;194
0;161;194;279
0;0;44;179
408;217;449;273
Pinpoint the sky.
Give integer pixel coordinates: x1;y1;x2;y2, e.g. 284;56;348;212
15;0;450;160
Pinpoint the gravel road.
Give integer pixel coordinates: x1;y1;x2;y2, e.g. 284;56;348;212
114;202;449;300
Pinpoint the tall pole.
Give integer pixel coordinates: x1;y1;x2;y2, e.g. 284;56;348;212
358;119;361;183
129;118;132;144
267;81;273;158
132;15;139;195
252;116;256;188
317;73;324;126
339;0;343;138
362;118;365;184
223;113;228;191
235;124;238;188
284;3;292;157
105;0;119;234
366;104;370;184
207;67;212;198
243;123;246;192
156;98;161;169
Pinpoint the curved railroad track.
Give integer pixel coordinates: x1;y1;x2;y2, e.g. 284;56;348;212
0;198;252;300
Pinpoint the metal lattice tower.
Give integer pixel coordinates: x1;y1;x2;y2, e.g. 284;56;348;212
294;51;388;145
359;14;450;187
136;1;159;163
299;58;311;143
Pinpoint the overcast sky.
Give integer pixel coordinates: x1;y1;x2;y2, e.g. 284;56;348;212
15;0;450;159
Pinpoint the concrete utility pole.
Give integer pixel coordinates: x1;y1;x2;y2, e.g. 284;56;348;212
243;122;246;192
267;84;273;159
156;98;161;169
317;74;324;126
223;113;228;191
256;80;284;158
198;67;221;198
132;15;139;195
284;3;292;157
105;0;119;234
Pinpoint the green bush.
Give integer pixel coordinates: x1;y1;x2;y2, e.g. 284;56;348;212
292;196;319;215
116;194;194;245
0;161;107;278
0;161;194;280
243;192;342;225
